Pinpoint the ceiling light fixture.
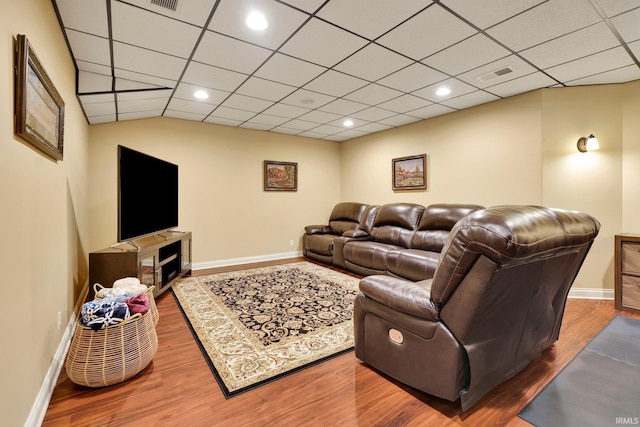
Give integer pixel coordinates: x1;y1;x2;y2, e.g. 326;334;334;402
193;90;209;100
246;11;268;31
343;119;354;127
436;87;451;97
577;134;600;152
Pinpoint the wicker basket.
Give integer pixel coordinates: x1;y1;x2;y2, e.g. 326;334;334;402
65;309;158;387
93;283;159;326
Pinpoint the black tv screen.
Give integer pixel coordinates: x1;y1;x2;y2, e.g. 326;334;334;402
118;145;178;242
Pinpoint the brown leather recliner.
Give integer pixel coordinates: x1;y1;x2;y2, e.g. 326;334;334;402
353;205;600;411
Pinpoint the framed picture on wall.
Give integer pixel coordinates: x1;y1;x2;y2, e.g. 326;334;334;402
264;160;298;191
14;34;65;161
392;154;426;191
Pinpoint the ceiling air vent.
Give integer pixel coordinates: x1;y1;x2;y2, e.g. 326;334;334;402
477;66;514;82
151;0;178;11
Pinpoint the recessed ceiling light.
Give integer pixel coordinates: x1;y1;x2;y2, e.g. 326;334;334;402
436;87;451;97
193;90;208;100
343;119;354;127
246;11;268;31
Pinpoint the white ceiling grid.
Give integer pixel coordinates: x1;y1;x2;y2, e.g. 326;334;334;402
53;0;640;141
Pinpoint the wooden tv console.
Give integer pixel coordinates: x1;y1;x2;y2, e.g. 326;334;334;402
89;231;192;299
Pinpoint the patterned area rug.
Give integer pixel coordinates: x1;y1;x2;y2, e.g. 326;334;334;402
172;261;360;397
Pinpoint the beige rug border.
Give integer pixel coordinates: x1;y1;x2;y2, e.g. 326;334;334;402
173;261;360;393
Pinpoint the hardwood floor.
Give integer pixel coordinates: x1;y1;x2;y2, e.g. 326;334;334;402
42;258;640;426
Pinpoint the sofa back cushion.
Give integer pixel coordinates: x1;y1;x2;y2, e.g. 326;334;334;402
370;203;424;248
411;204;485;252
328;202;369;235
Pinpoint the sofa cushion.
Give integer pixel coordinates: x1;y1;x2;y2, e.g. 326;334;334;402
304;233;335;256
328;202;369;235
343;241;403;271
370;203;424;248
386;249;440;281
411;204;484;252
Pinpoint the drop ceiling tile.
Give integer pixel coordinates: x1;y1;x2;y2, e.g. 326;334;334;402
355;122;393;133
328;117;368;129
89;115;117;124
298;130;333;139
119;110;164;121
519;22;620;69
55;0;108;37
221;94;274;112
377;5;476;60
412;78;477;103
193;31;273;74
309;124;346;135
167;98;217;115
439;90;500;110
182;61;247;92
280;119;320;131
455;55;538;89
379;114;423;127
423;33;511;76
485;72;556;97
118;97;170;114
76;60;111;75
406;103;457;119
270;126;303;135
81;100;116;117
280;89;335;109
487;0;602;51
241;122;275;131
255;53;326;87
335;43;413;82
316;0;432;40
565;64;640;86
245;114;291;126
350;107;397;122
377;94;432;113
164;110;207;121
593;0;640;18
79;93;113;104
610;8;640;43
629;39;640;59
114;69;176;90
78;71;112;93
112;2;202;59
298;110;342;124
209;0;309;50
318;99;369;116
172;83;230;104
279;17;368;67
113;42;187;81
116;78;166;91
65;29;110;66
210;106;256;121
304;70;369;98
545;47;634;83
122;0;218;27
333;129;369;139
323;134;350;142
441;0;545;29
262;103;310;118
118;89;173;101
235;77;296;101
278;0;325;14
204;116;243;127
377;63;448;93
344;83;403;105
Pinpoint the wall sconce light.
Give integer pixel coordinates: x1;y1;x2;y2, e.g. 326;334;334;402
577;134;600;152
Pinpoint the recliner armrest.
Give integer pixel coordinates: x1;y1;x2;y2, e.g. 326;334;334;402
343;229;369;238
359;276;439;322
305;225;332;234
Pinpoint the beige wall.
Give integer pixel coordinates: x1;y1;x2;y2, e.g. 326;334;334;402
88;117;342;264
0;0;90;425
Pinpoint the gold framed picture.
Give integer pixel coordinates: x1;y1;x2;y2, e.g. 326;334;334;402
264;160;298;191
392;154;426;191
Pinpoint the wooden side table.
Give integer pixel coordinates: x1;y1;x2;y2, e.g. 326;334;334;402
614;234;640;314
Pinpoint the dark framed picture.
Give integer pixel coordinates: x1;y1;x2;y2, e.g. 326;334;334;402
14;34;65;161
392;154;426;191
264;160;298;191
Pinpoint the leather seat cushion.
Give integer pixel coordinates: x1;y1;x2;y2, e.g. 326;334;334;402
305;234;335;256
386;249;440;281
343;241;402;271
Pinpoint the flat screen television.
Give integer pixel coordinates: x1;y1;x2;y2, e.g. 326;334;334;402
118;145;178;242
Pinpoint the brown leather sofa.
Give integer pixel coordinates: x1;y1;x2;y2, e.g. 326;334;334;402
353;205;600;410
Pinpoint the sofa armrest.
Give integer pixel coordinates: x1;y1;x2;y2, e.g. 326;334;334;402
358;276;439;322
305;225;332;234
343;229;369;238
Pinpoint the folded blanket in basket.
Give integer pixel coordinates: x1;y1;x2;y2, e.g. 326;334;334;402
125;294;149;315
81;298;131;331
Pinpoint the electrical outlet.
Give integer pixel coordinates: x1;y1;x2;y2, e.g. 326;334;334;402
289;239;294;247
57;312;63;330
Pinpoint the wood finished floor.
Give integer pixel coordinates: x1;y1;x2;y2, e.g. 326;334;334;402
43;258;640;426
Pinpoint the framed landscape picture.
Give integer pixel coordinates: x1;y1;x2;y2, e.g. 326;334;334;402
264;160;298;191
14;34;65;161
392;154;426;191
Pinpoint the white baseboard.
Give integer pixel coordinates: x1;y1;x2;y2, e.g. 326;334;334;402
193;250;304;271
26;314;77;427
568;288;614;300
